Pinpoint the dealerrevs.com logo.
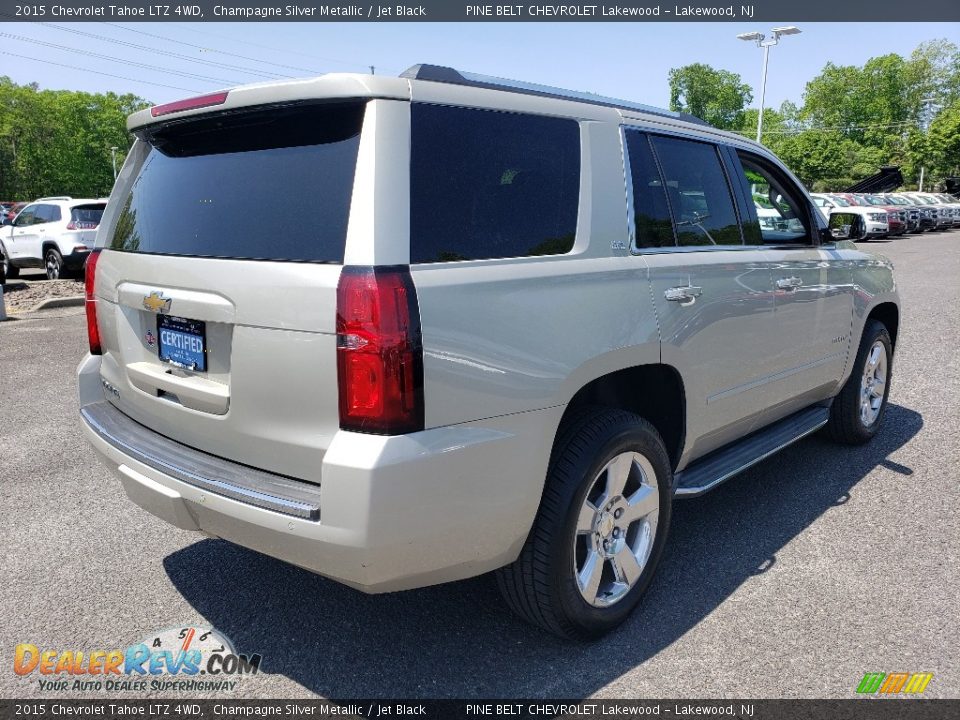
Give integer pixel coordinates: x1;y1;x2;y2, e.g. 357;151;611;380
14;626;262;693
856;672;934;696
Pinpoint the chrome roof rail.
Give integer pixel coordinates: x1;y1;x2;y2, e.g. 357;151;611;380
400;64;710;126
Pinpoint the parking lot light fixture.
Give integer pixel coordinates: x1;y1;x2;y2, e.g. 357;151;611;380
739;26;802;143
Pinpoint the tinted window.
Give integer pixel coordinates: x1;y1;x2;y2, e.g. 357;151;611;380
110;102;365;262
35;204;61;224
71;204;106;226
735;152;810;245
50;205;62;222
650;137;741;247
625;131;674;248
410;104;580;263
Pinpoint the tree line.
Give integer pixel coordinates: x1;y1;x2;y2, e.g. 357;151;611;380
668;39;960;191
1;38;958;200
0;77;148;200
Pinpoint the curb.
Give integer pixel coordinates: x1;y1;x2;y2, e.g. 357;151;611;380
30;295;85;312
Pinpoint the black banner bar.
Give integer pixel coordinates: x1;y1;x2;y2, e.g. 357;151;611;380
1;700;959;720
0;0;958;22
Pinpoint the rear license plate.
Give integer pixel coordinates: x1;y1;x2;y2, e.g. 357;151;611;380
157;315;207;372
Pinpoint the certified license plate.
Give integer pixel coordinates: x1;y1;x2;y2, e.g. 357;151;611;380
157;315;207;372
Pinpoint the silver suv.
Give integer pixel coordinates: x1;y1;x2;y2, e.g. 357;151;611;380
1;197;106;281
78;66;899;639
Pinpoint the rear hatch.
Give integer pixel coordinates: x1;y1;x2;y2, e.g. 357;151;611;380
92;102;367;481
66;203;106;247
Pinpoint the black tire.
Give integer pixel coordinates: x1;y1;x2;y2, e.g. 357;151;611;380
826;320;893;445
44;247;64;280
496;407;673;639
1;247;17;280
852;217;869;242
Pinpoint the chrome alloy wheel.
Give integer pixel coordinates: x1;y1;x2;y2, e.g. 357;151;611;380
574;451;660;608
859;340;888;427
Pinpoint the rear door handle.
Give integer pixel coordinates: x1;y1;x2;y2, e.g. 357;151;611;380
776;276;803;290
665;285;703;304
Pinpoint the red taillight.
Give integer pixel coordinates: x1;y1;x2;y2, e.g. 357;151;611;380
150;91;229;117
66;221;76;230
336;266;424;435
84;250;102;355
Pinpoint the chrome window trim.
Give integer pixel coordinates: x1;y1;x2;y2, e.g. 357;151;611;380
620;125;637;251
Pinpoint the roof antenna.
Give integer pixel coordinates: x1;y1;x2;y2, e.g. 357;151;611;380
369;65;375;75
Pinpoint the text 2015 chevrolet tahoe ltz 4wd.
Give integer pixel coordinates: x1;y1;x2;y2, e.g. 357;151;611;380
78;66;898;639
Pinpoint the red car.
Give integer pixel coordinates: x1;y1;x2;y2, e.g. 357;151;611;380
1;202;27;224
860;194;908;236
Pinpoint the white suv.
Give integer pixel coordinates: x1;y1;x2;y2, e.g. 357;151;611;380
810;193;889;240
78;66;899;639
0;197;106;282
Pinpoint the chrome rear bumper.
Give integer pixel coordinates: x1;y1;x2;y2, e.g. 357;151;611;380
81;401;322;520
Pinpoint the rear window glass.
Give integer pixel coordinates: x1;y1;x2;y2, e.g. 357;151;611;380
71;205;105;225
110;102;366;262
410;104;580;263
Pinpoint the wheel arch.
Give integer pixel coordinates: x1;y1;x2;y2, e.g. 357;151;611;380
557;364;686;471
41;240;63;256
866;301;899;350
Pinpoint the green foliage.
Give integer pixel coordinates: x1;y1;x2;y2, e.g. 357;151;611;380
0;77;150;200
717;39;960;191
668;63;753;130
925;99;960;177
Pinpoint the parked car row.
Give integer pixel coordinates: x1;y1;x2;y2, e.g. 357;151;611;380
0;196;108;283
810;191;960;241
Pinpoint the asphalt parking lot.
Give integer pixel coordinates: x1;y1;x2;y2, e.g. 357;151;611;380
1;233;958;701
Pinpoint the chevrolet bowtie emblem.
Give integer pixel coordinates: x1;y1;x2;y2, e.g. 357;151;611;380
143;291;172;314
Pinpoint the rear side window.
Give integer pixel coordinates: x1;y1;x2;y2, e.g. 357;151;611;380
649;136;742;247
410;104;580;263
36;204;62;224
625;131;675;248
110;102;366;262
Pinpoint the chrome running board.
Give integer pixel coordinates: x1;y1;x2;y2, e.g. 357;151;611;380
674;406;830;498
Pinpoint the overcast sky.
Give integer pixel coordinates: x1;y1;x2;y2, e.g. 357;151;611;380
1;22;957;108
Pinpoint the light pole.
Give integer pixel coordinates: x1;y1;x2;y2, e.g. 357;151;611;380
918;97;936;192
110;146;119;181
737;26;802;143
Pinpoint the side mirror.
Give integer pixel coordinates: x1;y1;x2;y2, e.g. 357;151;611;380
826;212;862;240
